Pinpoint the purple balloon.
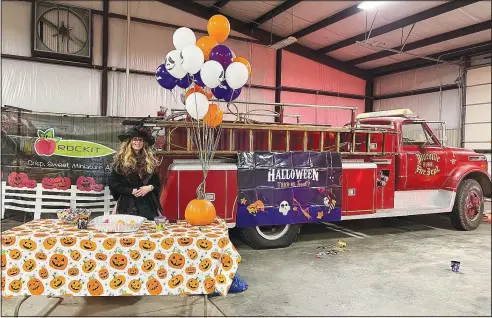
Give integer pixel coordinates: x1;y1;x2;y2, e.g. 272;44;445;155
177;75;192;89
209;45;234;69
191;71;205;87
155;64;178;90
212;81;242;102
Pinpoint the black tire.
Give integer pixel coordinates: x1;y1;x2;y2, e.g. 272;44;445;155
239;224;301;249
450;179;484;231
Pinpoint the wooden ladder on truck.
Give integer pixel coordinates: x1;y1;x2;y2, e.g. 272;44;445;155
124;119;398;157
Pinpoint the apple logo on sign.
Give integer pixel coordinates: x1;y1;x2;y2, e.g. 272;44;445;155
34;128;56;156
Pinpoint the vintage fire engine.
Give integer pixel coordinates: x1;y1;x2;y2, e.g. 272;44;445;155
132;108;490;249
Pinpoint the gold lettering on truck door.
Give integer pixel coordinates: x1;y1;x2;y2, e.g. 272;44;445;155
415;153;440;176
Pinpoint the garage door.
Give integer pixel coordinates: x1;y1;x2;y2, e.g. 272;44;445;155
464;65;491;176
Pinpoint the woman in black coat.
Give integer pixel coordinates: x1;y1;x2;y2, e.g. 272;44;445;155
108;123;162;220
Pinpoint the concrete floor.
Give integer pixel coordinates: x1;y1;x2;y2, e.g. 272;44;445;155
1;210;491;316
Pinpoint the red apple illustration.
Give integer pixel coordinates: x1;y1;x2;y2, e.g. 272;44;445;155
34;128;56;156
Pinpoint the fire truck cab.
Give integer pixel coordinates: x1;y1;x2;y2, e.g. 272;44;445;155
157;109;490;249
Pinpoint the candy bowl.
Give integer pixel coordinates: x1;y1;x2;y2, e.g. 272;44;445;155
90;215;146;233
57;209;92;224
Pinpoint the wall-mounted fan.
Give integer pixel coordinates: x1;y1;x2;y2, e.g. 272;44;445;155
33;1;92;63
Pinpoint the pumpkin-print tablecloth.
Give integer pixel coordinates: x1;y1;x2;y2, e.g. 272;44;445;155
1;219;241;297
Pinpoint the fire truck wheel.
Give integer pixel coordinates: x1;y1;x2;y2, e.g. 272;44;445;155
451;179;484;231
239;224;301;249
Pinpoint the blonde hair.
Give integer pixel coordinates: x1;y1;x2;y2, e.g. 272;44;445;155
113;139;158;175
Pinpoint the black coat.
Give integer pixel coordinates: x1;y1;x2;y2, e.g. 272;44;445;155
108;168;162;217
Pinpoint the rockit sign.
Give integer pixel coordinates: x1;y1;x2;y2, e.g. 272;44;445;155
34;128;115;158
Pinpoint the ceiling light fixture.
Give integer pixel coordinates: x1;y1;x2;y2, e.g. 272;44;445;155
267;36;297;50
357;1;386;11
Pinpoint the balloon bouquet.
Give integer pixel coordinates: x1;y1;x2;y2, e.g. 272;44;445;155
155;15;251;226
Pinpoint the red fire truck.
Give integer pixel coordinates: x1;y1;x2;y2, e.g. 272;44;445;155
137;109;490;249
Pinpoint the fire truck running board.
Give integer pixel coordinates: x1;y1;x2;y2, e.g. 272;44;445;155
341;190;456;220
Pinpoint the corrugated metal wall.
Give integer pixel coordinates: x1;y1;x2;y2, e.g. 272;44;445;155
280;52;366;127
464;58;491;175
374;64;462;147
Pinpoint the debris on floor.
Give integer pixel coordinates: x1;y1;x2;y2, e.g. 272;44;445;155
306;240;348;258
483;211;491;224
337;239;347;249
451;260;461;273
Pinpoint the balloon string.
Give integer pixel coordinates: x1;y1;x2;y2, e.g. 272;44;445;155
188;90;224;200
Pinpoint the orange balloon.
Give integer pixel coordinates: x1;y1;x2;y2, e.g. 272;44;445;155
207;15;230;43
203;104;223;127
233;57;251;75
196;36;217;60
184;85;207;101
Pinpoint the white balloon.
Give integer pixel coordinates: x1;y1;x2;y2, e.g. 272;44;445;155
181;45;205;74
165;50;187;79
185;92;209;120
200;60;224;89
173;27;196;50
225;62;249;89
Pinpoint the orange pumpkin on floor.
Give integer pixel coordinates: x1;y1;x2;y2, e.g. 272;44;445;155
185;199;216;226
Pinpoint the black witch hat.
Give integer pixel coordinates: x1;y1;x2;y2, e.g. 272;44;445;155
118;120;154;146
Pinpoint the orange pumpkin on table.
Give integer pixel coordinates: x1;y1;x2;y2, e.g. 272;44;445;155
185;199;216;226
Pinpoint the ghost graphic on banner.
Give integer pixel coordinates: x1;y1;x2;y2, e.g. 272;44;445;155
323;191;337;211
279;201;291;216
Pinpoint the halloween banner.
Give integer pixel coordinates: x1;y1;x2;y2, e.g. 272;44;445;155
236;151;343;227
1;109;125;195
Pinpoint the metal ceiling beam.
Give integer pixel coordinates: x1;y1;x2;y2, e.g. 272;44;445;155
211;0;230;14
371;41;492;77
348;20;492;65
317;0;480;54
374;84;459;100
290;4;362;39
161;0;372;80
249;0;303;28
92;10;257;43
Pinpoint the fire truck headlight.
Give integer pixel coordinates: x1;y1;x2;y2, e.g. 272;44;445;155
468;155;487;162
